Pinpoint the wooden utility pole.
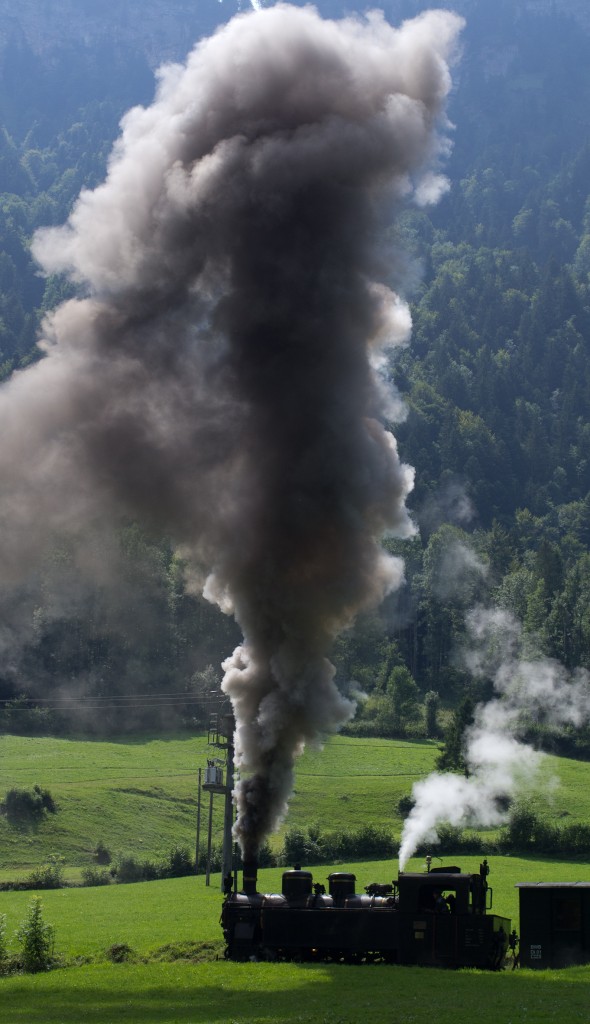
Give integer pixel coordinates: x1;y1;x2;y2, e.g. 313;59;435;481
195;767;202;875
205;790;214;886
222;729;235;887
201;703;236;890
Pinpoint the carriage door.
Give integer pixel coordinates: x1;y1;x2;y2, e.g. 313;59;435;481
552;893;584;967
433;890;458;964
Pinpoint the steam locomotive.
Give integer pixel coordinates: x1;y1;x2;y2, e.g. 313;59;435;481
221;858;511;969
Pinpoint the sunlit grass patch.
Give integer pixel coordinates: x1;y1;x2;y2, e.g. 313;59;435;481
2;958;590;1024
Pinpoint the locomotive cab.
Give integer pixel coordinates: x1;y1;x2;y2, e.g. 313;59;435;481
396;863;489;916
394;861;509;968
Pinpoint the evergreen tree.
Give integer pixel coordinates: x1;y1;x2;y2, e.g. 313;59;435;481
436;697;475;774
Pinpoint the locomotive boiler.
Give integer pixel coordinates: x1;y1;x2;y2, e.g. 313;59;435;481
221;858;510;969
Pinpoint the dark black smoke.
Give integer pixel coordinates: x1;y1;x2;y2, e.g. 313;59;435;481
0;4;466;856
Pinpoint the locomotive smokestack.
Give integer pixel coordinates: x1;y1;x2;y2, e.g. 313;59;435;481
242;859;258;896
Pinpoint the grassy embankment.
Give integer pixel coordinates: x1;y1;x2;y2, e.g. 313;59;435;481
3;732;590;878
0;733;441;875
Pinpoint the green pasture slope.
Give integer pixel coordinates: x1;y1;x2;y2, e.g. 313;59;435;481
3;731;590;875
1;860;590;1024
0;733;441;872
2;733;590;1023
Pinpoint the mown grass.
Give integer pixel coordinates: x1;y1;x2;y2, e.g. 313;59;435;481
0;733;442;870
0;733;216;869
287;736;439;832
2;958;590;1024
0;874;222;959
5;731;590;876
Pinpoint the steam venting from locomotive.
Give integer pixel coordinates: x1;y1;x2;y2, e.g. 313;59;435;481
0;5;463;859
399;606;590;870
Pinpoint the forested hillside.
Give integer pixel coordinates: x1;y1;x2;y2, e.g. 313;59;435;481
1;0;590;744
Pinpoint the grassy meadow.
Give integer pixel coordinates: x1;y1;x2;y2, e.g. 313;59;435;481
3;731;590;875
1;859;590;1023
2;733;590;1022
0;733;443;872
3;959;590;1024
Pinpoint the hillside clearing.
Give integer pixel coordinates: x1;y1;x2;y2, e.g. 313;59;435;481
2;733;590;874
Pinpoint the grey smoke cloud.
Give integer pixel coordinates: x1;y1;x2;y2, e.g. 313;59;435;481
2;4;463;856
398;606;590;869
418;478;476;534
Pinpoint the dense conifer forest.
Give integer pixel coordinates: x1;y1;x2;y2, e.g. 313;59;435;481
1;0;590;750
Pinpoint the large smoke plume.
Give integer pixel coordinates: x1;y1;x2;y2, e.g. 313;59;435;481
2;4;463;857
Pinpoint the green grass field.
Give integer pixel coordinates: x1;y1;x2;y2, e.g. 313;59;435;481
0;733;443;871
0;733;214;871
2;859;590;1023
2;732;590;1022
3;731;590;875
2;959;590;1024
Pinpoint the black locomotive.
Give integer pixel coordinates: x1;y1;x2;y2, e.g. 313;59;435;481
221;858;510;969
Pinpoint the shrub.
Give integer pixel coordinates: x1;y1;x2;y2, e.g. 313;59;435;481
431;823;484;854
1;785;57;824
349;824;394;859
81;867;111;887
282;827;313;866
281;823;393;865
105;943;135;963
25;855;65;890
35;786;57;814
113;855;161;883
195;840;223;875
167;846;193;878
500;806;548;852
0;914;7;975
561;822;590;855
93;840;112;865
108;839;256;884
257;841;275;867
16;897;56;972
499;806;590;856
397;795;415;819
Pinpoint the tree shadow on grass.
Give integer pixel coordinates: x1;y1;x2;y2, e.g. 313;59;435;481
2;963;590;1024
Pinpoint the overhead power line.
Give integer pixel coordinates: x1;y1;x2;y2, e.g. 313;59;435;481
0;691;225;704
0;694;228;712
